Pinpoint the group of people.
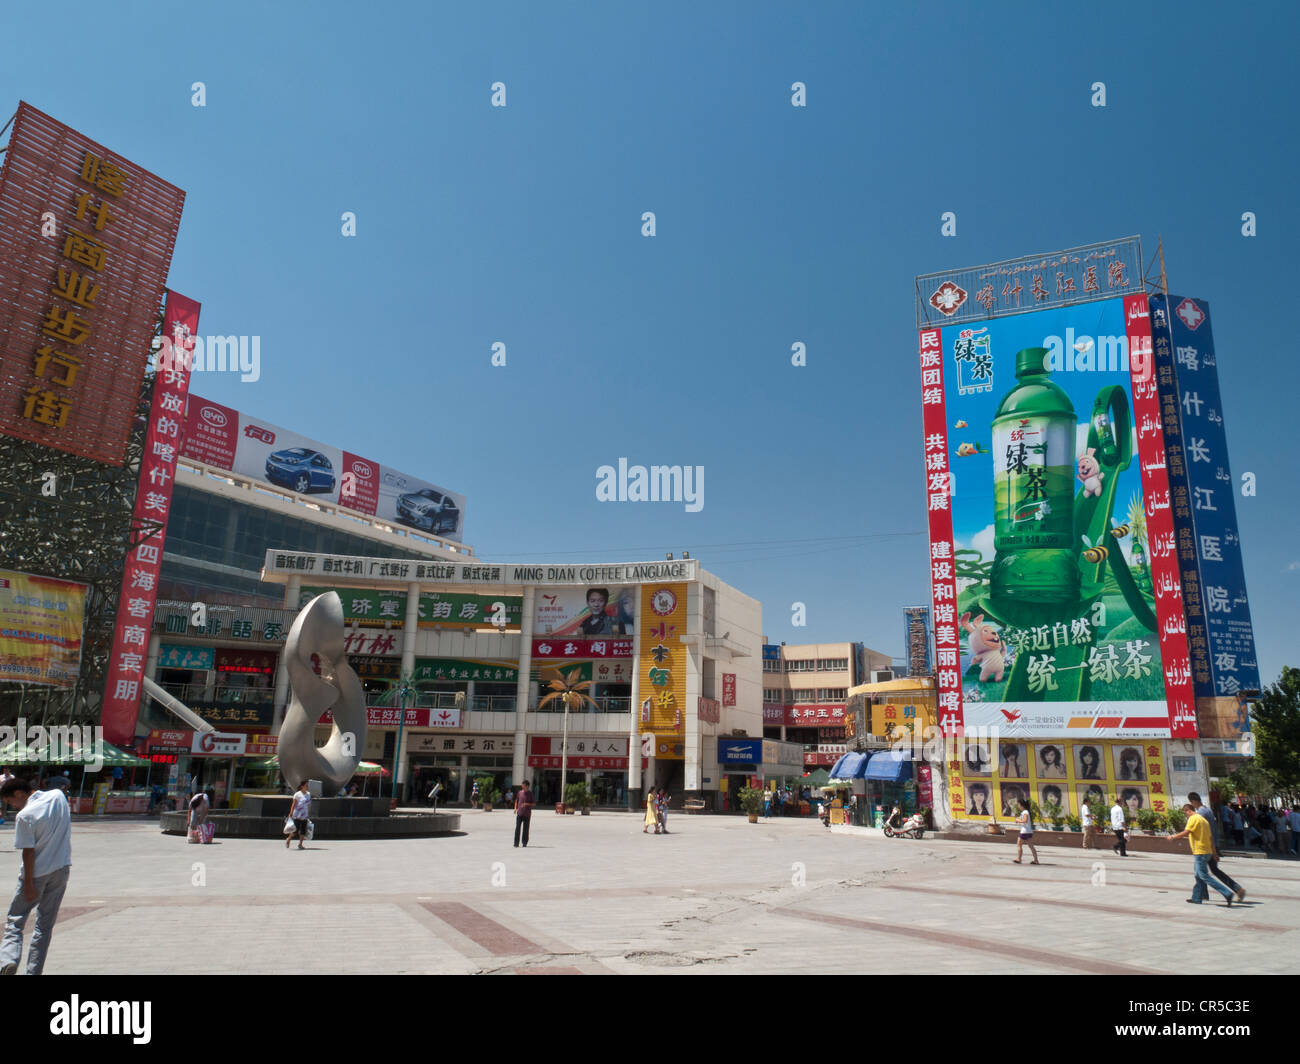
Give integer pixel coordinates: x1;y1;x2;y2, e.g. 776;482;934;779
1217;802;1299;855
764;785;811;817
643;787;670;834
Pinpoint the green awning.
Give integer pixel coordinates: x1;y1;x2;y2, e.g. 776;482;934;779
0;738;150;768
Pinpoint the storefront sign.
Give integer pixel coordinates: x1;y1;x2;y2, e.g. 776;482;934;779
762;644;780;662
190;731;247;757
215;648;277;674
265;552;698;587
532;638;633;660
804;744;846;766
763;704;846;727
190;702;274;728
0;569;86;688
147;728;191;749
413;658;518;683
158;644;214;670
717;738;762;764
527;736;628;769
637;584;687;759
321;706;452;728
722;673;737;706
408;734;513;754
302;587;521;630
698;697;720;724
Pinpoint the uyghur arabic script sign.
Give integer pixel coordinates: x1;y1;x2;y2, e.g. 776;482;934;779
0;102;186;464
915;237;1143;328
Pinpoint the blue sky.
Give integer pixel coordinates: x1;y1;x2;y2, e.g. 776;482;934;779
3;1;1296;684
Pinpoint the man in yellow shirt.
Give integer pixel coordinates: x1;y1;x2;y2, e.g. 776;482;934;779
1170;803;1235;906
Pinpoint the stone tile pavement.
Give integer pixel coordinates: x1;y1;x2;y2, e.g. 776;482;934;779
2;811;1296;974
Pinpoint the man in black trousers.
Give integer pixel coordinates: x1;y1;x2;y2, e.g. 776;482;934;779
513;779;536;847
1189;792;1246;902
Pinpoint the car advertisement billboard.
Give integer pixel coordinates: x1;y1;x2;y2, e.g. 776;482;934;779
1148;295;1260;700
918;293;1196;739
181;394;466;541
0;569;86;687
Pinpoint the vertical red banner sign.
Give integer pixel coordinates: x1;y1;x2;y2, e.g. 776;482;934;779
101;291;201;746
919;327;963;735
722;672;736;706
1124;294;1197;739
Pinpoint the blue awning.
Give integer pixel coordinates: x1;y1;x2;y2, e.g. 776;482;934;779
864;751;914;782
829;754;853;779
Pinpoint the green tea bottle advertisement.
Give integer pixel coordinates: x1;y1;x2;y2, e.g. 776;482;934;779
938;299;1172;736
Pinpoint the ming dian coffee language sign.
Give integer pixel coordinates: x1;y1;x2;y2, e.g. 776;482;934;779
0;102;186;464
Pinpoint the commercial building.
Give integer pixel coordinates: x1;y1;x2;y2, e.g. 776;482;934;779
259;551;769;809
761;641;892;770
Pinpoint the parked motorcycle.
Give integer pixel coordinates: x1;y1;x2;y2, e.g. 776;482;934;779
883;805;925;839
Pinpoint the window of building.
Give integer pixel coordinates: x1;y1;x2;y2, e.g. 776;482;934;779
784;659;815;672
818;688;847;702
790;688;817;703
762;659;781;673
763;688;784;704
816;658;849;671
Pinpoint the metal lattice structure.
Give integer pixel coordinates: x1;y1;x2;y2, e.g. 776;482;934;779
0;331;158;731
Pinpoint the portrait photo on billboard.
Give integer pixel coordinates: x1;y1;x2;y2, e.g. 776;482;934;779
939;297;1174;734
533;587;636;637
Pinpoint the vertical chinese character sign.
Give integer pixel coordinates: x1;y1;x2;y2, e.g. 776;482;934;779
1149;295;1259;701
0;102;186;464
638;584;687;759
101;292;200;746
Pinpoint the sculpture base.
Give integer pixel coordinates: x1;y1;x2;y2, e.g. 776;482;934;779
161;793;460;838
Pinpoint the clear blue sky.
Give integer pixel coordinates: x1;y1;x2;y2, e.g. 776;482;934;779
3;1;1296;683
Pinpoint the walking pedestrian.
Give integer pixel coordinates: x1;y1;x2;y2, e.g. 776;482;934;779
644;788;660;834
187;788;210;843
657;788;670;834
470;780;480;810
1188;793;1245;902
1081;796;1096;849
1170;803;1235;906
0;767;11;826
0;777;72;974
285;780;311;850
1110;796;1129;856
1013;798;1038;864
1229;805;1245;847
1289;807;1300;856
512;779;535;847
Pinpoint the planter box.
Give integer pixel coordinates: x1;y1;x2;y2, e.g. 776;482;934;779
936;828;1191;854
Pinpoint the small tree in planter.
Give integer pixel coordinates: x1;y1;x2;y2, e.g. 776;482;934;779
1136;807;1160;834
476;774;500;812
1167;807;1188;834
565;781;595;815
1043;800;1064;831
738;785;764;823
1065;813;1082;833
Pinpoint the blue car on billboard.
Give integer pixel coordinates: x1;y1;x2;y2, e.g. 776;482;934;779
265;448;335;494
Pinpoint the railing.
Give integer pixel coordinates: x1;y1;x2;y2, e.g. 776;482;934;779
156;682;271;706
470;696;517;712
534;697;630;714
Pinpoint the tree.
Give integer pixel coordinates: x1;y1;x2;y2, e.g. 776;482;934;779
1251;666;1300;803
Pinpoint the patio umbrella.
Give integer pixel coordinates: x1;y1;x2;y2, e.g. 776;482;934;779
801;768;831;787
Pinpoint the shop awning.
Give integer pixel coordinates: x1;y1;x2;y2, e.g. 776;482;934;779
828;752;870;779
829;754;853;778
0;738;150;768
864;751;914;782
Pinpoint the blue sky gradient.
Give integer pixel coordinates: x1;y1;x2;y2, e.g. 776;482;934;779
3;1;1295;683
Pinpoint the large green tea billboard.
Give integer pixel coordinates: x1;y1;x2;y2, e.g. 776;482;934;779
919;293;1197;739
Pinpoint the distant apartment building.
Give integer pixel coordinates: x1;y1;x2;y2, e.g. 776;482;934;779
761;641;893;768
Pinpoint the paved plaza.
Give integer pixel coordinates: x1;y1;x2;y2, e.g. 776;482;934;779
5;811;1299;974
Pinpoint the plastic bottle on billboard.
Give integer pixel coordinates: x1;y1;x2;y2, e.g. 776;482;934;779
989;347;1080;606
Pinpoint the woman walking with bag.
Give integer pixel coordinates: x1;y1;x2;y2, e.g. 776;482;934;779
644;788;660;834
187;788;209;843
285;780;311;850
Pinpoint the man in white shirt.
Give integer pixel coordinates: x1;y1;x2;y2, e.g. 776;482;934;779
0;777;72;975
1290;808;1300;856
1110;798;1128;857
1081;799;1096;849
